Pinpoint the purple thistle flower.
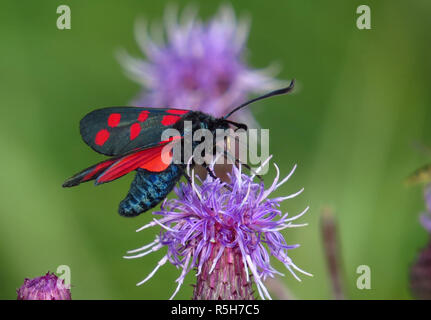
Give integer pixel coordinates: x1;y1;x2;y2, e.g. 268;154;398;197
118;5;284;127
420;184;431;233
17;272;71;300
410;184;431;299
125;156;311;300
410;240;431;299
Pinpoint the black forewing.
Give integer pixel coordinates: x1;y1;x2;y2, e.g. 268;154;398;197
79;107;189;156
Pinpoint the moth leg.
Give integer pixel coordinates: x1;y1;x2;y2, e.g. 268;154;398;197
201;162;218;180
222;129;263;181
242;162;264;183
221;150;264;183
199;158;233;191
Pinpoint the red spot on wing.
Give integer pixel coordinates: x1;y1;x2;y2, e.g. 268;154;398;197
130;123;141;140
167;109;189;115
161;115;182;126
138;110;150;122
107;113;121;127
95;129;110;146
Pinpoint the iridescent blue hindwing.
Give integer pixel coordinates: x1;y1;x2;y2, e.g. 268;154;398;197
118;164;184;217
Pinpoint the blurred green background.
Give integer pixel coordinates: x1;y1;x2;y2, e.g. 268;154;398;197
1;0;430;299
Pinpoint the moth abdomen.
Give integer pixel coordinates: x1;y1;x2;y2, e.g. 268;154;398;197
119;165;184;217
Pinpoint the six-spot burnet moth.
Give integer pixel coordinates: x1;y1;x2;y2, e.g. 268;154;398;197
62;80;295;217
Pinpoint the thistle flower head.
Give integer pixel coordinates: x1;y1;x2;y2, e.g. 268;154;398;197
119;5;283;126
125;156;311;300
420;184;431;233
410;184;431;299
17;272;71;300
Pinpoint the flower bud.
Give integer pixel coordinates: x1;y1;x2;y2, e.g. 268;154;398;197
17;272;71;300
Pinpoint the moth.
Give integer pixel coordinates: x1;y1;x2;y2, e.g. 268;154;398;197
63;80;295;217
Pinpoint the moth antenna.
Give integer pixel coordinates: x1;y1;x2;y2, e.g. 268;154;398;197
223;79;295;119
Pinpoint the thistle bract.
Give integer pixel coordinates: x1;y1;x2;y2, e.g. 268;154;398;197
411;184;431;299
17;272;71;300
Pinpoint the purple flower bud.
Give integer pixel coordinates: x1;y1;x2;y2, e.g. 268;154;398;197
17;272;71;300
421;184;431;233
410;184;431;299
125;156;311;300
410;239;431;299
